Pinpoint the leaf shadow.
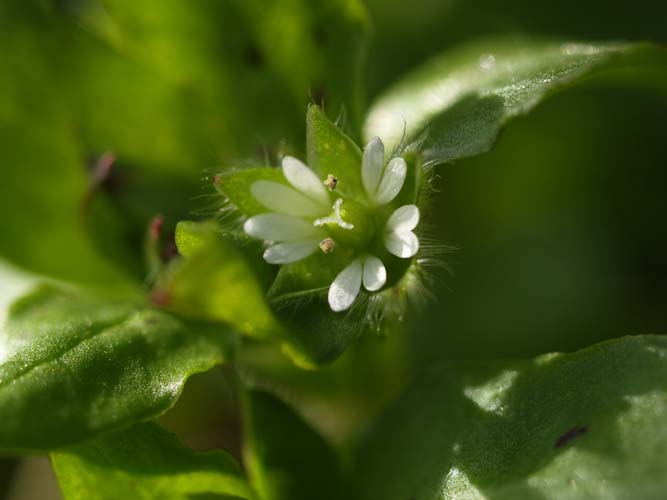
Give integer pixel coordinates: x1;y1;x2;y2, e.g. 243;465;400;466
354;336;667;500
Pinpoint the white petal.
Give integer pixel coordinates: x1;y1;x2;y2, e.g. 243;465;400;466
263;241;319;264
328;260;363;312
374;157;407;205
244;213;323;241
384;230;419;258
362;136;385;199
251;181;328;217
386;204;420;232
362;255;386;292
281;156;329;208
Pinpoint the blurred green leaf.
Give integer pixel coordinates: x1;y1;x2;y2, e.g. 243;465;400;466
0;285;235;451
51;422;255;500
231;0;370;136
173;221;212;258
0;0;369;285
165;221;280;339
69;0;369;153
0;3;136;288
354;335;667;500
364;39;667;165
242;389;342;500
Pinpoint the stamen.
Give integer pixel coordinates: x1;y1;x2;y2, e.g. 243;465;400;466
323;174;338;191
314;198;354;230
319;238;335;253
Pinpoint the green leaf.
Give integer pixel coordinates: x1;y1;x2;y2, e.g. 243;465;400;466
354;335;667;500
364;39;667;165
0;285;235;451
51;422;254;500
164;221;281;340
242;389;342;500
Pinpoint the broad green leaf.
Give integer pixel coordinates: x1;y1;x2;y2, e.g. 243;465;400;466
242;389;342;500
51;422;254;500
364;39;667;165
165;221;281;339
0;285;235;451
354;335;667;500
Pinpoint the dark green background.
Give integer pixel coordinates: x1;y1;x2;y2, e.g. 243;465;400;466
1;0;666;497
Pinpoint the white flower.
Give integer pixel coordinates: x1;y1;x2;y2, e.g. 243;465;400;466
243;156;330;264
383;204;420;258
327;138;420;312
328;255;387;312
362;136;407;206
327;204;420;311
241;137;421;313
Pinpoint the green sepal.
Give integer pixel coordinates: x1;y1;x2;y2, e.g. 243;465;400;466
214;167;285;218
162;220;281;339
306;105;365;201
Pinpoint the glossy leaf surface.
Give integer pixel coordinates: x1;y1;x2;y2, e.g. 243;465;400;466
52;422;254;500
355;335;667;500
0;286;234;451
364;40;666;165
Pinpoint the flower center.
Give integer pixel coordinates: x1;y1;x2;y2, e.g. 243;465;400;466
314;198;374;249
